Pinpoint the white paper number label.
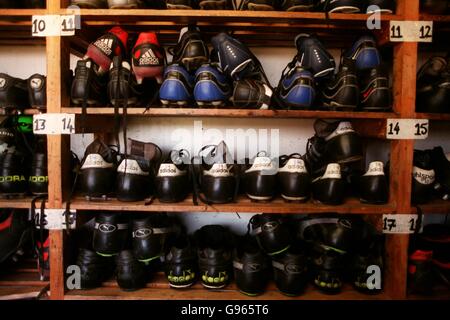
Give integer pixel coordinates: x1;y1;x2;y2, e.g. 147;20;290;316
382;214;421;234
390;21;433;43
386;119;429;140
33;113;76;135
32;15;76;37
34;209;76;230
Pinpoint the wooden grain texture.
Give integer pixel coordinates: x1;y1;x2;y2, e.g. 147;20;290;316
0;198;39;209
0;286;49;300
415;113;450;121
417;199;450;214
384;0;419;300
68;195;396;214
62;107;396;119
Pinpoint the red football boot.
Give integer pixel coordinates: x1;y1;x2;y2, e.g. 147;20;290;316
84;26;129;74
132;32;165;84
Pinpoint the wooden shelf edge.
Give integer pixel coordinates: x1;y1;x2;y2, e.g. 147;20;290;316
415;113;450;121
0;9;47;16
68;195;396;214
415;199;450;214
62;107;396;119
0;197;37;209
60;8;401;22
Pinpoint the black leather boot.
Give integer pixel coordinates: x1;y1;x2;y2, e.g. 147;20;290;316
195;225;234;289
277;153;311;202
248;213;291;256
29;137;48;196
411;150;436;204
116;139;161;202
92;212;129;256
132;213;173;263
272;245;309;296
233;236;270;296
358;161;389;204
243;151;277;201
0;148;28;198
155;149;191;203
27;74;46;111
0;73;30;112
77;248;113;289
116;250;147;291
164;234;197;288
431;147;450;201
312;163;346;205
80;139;117;199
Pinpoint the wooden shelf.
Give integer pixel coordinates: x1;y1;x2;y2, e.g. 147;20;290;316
62;107;396;119
415;113;450;121
408;286;450;300
0;197;37;209
0;260;49;300
68;195;396;214
65;273;389;300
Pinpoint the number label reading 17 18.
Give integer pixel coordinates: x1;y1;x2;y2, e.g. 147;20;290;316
382;214;421;234
390;21;433;43
386;119;429;140
33;113;76;135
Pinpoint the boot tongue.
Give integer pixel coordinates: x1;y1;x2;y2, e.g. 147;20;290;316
128;138;160;163
313;119;341;138
363;161;385;176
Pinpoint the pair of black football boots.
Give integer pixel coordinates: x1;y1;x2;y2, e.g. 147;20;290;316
412;147;450;204
298;214;385;295
79;138;192;203
71;27;164;109
276;34;391;111
416;55;450;114
77;212;175;291
0;117;48;198
302;119;389;205
0;73;46;113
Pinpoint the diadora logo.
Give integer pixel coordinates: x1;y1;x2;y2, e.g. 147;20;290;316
0;175;26;183
98;223;116;233
285;263;302;274
247;263;261;273
0;78;5;88
94;38;113;56
139;50;159;66
29;176;48;183
134;228;152;238
0;130;14;138
262;221;279;233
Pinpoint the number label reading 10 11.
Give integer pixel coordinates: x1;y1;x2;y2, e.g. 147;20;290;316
389;21;433;43
382;214;420;234
33;113;76;135
386;119;429;140
32;15;76;37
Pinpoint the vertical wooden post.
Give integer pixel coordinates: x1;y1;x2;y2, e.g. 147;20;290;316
46;0;66;300
385;0;419;300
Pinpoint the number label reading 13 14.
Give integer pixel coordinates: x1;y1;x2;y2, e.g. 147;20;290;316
386;119;429;140
33;113;76;135
390;21;433;43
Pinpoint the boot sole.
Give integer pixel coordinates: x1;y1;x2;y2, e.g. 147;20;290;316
0;193;27;199
247;3;275;10
281;194;308;202
198;0;227;10
196;100;227;108
110;97;138;106
202;282;226;289
108;3;138;9
166;4;193;9
169;282;195;289
328;6;361;13
246;194;274;201
286;5;314;11
323;101;358;111
160;99;190;107
85;195;113;201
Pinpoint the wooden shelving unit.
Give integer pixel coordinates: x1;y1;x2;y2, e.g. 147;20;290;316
1;0;449;301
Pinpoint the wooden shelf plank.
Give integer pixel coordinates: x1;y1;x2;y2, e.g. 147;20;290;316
0;9;47;17
415;113;450;121
68;195;396;214
65;275;389;300
0;286;48;300
407;286;450;300
61;9;401;23
62;107;396;119
0;197;37;209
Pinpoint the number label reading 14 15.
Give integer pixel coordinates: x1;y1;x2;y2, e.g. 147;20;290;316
33;113;76;135
382;214;421;234
386;119;429;140
390;21;433;43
